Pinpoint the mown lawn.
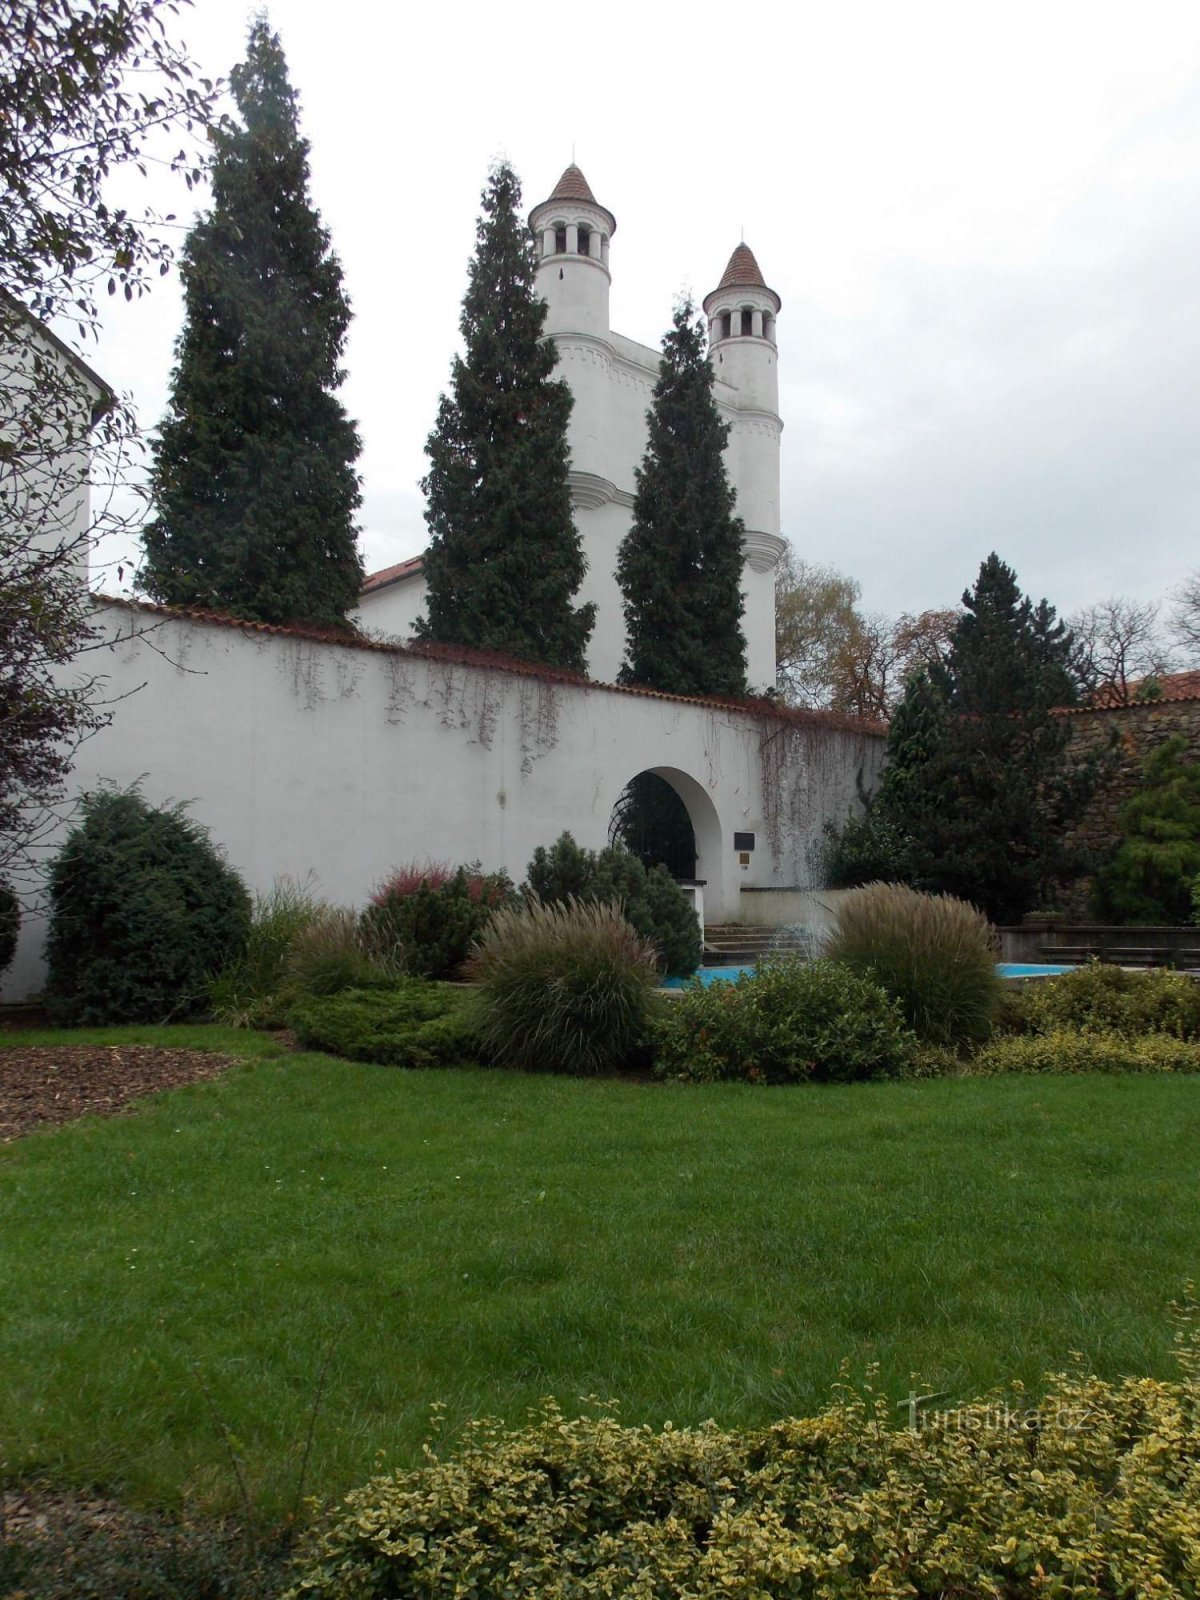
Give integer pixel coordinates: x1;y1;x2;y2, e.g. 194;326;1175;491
1;1025;1198;1518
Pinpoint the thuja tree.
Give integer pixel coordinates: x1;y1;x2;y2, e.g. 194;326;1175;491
142;20;364;628
617;299;747;697
417;162;595;670
1095;735;1200;923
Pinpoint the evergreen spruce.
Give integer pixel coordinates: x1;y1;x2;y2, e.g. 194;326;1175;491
142;20;363;628
416;163;594;670
617;299;747;697
891;555;1089;923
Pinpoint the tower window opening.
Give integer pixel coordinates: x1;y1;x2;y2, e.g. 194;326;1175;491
577;226;591;255
555;226;567;254
718;312;731;341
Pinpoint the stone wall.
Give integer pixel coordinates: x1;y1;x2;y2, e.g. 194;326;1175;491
1056;692;1200;914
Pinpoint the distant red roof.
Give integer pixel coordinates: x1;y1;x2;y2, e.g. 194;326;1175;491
1075;670;1200;712
361;556;425;594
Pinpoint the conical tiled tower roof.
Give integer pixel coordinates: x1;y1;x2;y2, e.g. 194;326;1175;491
548;163;598;204
530;164;616;237
716;243;767;291
705;242;780;314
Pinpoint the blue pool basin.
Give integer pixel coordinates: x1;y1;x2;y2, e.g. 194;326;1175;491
663;961;1075;989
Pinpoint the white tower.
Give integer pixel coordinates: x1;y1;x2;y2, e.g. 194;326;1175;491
528;165;616;343
703;246;787;688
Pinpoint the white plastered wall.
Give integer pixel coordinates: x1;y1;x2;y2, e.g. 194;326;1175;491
4;605;884;998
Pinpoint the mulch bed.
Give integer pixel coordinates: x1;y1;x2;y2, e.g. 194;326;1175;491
0;1045;239;1141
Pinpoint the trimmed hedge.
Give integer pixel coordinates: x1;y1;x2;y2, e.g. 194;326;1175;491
290;983;482;1069
291;1303;1200;1600
1004;960;1200;1040
654;958;915;1084
968;1027;1200;1076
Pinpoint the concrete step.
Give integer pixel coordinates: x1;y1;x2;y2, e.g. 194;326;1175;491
701;925;814;967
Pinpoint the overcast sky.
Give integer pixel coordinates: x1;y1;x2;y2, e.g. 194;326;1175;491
90;0;1200;623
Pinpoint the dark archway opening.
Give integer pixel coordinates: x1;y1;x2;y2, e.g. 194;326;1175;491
609;771;697;879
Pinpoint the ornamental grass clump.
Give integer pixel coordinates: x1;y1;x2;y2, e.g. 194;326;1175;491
467;898;659;1075
825;881;1002;1049
655;957;915;1084
209;875;326;1025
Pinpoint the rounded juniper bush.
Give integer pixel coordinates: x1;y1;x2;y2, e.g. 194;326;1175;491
45;787;251;1024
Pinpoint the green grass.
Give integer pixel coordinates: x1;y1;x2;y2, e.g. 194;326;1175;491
1;1026;1198;1519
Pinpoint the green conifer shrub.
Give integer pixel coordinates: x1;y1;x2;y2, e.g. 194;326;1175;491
45;789;250;1024
467;899;660;1076
825;882;1002;1049
142;20;364;627
0;883;18;977
523;832;701;977
417;161;595;669
1094;735;1200;924
363;864;513;981
616;299;747;696
525;832;596;902
819;810;914;889
290;983;481;1069
654;958;915;1085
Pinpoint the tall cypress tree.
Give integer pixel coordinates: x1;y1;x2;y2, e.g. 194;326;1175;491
416;162;595;671
141;20;363;629
617;299;747;697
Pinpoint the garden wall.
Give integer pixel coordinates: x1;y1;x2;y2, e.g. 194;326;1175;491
4;601;885;999
1057;683;1200;915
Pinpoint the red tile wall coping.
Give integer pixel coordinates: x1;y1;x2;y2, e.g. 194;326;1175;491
95;596;888;739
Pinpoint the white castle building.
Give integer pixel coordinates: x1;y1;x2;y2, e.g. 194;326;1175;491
358;165;788;688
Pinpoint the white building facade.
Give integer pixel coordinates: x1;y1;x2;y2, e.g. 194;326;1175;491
358;166;787;689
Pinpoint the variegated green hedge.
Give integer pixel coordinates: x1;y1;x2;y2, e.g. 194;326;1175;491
290;1301;1200;1600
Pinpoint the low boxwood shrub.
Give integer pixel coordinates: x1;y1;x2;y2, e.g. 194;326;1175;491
654;958;916;1084
824;881;1002;1049
45;787;250;1025
291;1303;1200;1600
526;832;701;977
290;982;481;1069
969;1027;1200;1075
1005;960;1200;1040
466;898;659;1076
0;881;18;977
363;862;513;980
